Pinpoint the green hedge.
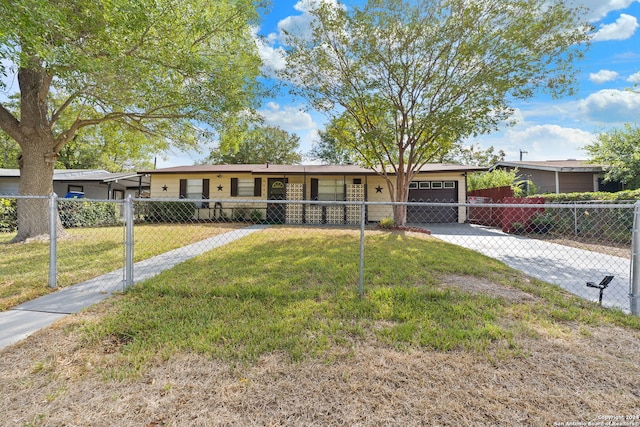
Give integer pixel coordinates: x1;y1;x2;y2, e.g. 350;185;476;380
0;198;17;232
528;190;637;244
540;189;640;203
58;200;119;228
142;201;196;223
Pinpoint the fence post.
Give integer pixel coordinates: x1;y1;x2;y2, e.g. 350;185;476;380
358;201;365;299
124;195;134;289
630;201;640;315
48;193;58;289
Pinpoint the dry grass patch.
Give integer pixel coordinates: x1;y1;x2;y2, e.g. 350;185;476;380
1;304;639;426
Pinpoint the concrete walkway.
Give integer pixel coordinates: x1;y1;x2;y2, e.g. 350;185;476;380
425;223;631;312
0;225;269;350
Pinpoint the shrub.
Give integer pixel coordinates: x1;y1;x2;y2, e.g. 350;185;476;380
58;200;119;228
378;217;395;229
144;201;196;223
0;198;17;232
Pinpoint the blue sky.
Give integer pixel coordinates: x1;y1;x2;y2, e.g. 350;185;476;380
188;0;640;169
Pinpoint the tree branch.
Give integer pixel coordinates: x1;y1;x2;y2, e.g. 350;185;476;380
0;103;22;143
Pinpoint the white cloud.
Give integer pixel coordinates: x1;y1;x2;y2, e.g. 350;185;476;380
275;0;344;43
589;69;620;83
577;89;640;123
592;13;639;41
577;0;640;21
627;71;640;82
474;121;596;162
260;102;317;131
255;39;287;74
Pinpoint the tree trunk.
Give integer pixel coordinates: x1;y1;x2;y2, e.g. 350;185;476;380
390;172;410;227
9;62;59;242
12;137;57;242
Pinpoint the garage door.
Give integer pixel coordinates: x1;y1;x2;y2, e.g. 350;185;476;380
407;181;458;223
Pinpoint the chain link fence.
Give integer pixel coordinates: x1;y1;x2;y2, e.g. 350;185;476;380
2;194;639;314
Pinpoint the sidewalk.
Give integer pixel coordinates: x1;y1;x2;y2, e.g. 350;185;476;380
425;223;631;312
0;224;269;350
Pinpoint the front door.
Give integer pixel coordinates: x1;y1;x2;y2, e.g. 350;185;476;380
267;178;287;223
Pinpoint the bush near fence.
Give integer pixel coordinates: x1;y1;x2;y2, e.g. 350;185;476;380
541;189;640;203
0;198;17;232
140;201;197;223
58;200;119;228
529;191;638;244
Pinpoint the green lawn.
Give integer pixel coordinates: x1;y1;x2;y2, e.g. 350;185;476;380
0;223;241;310
78;227;640;378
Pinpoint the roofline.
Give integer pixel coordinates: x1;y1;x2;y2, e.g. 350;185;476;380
138;164;486;175
492;161;604;173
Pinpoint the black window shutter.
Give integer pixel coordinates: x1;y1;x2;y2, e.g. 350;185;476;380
310;178;318;200
179;179;187;198
202;179;210;208
254;178;262;197
230;178;238;196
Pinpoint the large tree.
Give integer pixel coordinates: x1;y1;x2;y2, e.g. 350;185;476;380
206;125;302;164
309;129;357;165
281;0;591;225
0;0;264;241
585;123;640;189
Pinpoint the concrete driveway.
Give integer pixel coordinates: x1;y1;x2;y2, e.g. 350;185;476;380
425;223;631;312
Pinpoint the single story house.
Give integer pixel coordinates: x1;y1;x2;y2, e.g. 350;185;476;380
0;169;150;199
491;160;624;194
139;163;485;224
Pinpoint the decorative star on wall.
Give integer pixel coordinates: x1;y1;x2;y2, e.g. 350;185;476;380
217;185;223;191
375;185;383;193
162;185;168;191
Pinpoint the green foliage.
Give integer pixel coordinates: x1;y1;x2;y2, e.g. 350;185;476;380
438;143;506;167
0;0;266;239
54;114;170;171
468;169;538;196
309;130;358;165
206;126;302;165
584;124;640;189
0;198;17;232
528;191;637;243
281;0;589;225
378;217;395;229
0;130;19;168
541;190;640;203
144;201;196;223
58;201;119;228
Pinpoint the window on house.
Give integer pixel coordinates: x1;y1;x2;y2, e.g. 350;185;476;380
237;178;255;197
431;181;443;189
409;182;418;189
419;182;431;189
179;179;210;208
230;178;262;197
443;181;456;189
317;179;345;201
187;179;204;208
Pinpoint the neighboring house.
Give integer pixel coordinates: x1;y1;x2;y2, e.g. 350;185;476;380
491;160;623;194
0;169;150;199
139;163;485;224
